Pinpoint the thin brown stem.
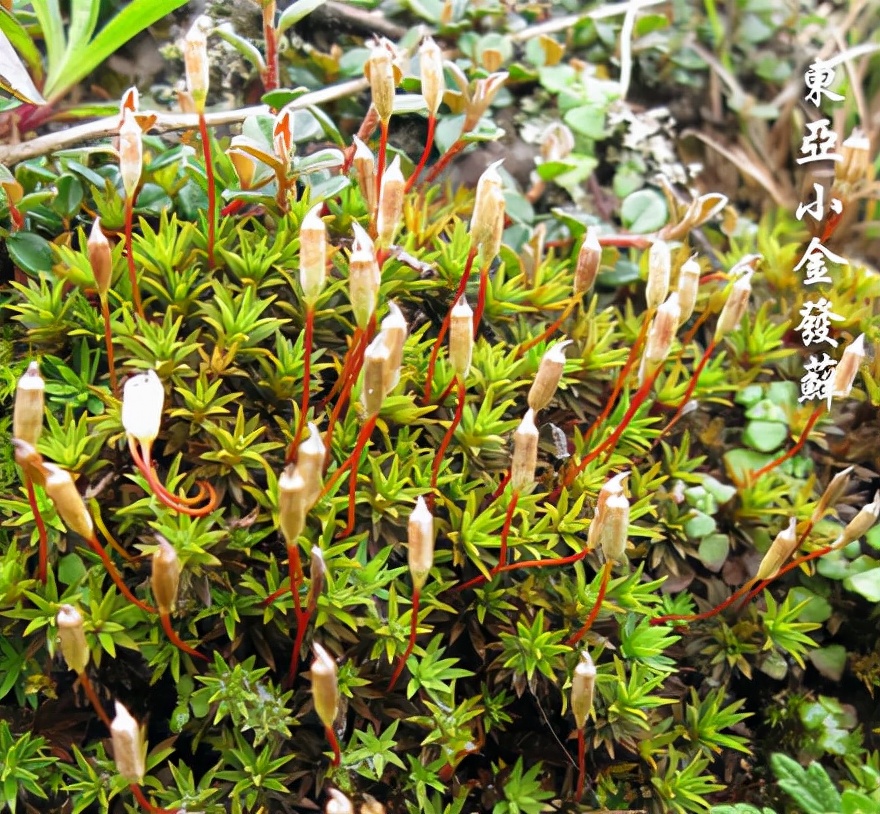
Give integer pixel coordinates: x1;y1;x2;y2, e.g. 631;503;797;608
517;297;581;357
78;670;113;729
423;138;465;185
100;296;118;396
25;476;48;583
325;725;341;767
198;112;216;269
471;261;490;337
387;587;420;692
322;413;377;501
124;196;143;319
160;613;208;662
430;377;466;500
375;119;389;212
287;307;314;463
458;491;520;591
130;439;219;517
650;580;757;627
338;414;379;538
568;560;613;645
749;406;824;482
405;115;436;193
85;535;155;614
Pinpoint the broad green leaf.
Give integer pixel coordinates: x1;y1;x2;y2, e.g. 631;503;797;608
31;0;65;77
64;0;101;63
6;231;54;274
0;29;46;104
620;188;668;233
215;22;265;73
844;566;880;602
277;0;329;35
771;753;841;814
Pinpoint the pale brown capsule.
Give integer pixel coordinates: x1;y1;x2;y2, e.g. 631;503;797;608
360;795;386;814
306;546;326;612
831;334;865;398
599;493;629;563
754;518;798;582
362;333;392;418
839;491;880;546
573;227;601;295
88;218;113;298
118;109;142;201
528;340;572;413
639;292;681;385
12;439;49;487
311;642;339;729
646;240;671;310
408;496;434;591
587;471;629;551
13;361;44;447
810;465;854;525
511;409;539;493
151;539;181;616
43;464;94;541
278;464;307;547
449;295;473;380
111;702;146;783
713;270;753;342
348;242;380;331
300;205;327;304
296;423;325;511
366;44;395;123
418;36;445;117
470;161;505;263
352;136;377;216
571;651;596;730
183;19;210;113
676;255;701;325
380;301;408;389
57;604;90;675
377;155;405;246
837;129;871;188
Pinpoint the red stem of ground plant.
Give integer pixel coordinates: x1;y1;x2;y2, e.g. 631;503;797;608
338;414;380;538
405;115;436;193
287;307;314;463
325;725;342;767
424;248;477;404
737;544;836;611
78;670;113;730
160;613;208;662
471;261;490;337
423;138;465;186
262;543;303;607
321;327;364;410
388;587;420;692
576;728;586;800
198;113;216;269
100;296;118;396
124;196;144;319
321;413;378;504
262;5;279;92
130;783;178;814
649;580;756;627
517;297;581;358
430;377;466;502
375;120;389;211
749;406;824;482
457;491;519;591
25;476;48;583
129;440;219;517
287;605;313;688
568;559;613;646
85;535;155;614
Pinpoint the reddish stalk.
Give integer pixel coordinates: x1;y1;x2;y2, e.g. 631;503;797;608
737;544;836;611
25;476;48;583
338;414;380;538
388;587;420;692
100;296;118;396
78;670;113;729
160;613;208;662
324;725;342;767
263;543;304;607
321;327;364;409
430;377;466;499
85;535;155;614
375;120;389;209
320;414;378;501
568;560;613;646
287;307;315;463
405;115;436;193
650;580;757;627
287;606;312;687
341;107;380;174
457;491;519;591
471;261;490;337
490;471;511;503
575;728;586;800
262;4;279;92
129;439;218;517
130;783;178;814
123;196;144;319
517;297;580;358
198;112;216;269
423;138;466;185
749;406;824;482
424;248;477;404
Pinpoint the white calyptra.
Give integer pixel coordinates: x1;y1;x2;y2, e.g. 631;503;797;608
110;702;146;784
408;496;435;591
122;370;165;445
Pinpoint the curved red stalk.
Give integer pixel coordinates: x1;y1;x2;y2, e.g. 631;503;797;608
286;606;312;688
375;120;389;212
287;307;315;463
405;115;436;193
568;559;613;646
198;113;216;269
160;613;208;662
650;580;756;627
458;492;520;591
321;327;364;410
430;377;466;499
424;248;477;405
321;413;378;503
129;439;219;517
85;535;155;614
423;138;465;186
130;783;179;814
388;587;420;692
471;261;490;337
78;670;113;729
124;197;144;319
25;476;49;583
325;725;341;767
338;414;379;538
737;544;836;611
517;297;580;358
749;406;824;482
100;296;118;396
576;728;586;800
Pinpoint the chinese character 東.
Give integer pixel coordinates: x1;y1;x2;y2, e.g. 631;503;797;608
803;60;845;107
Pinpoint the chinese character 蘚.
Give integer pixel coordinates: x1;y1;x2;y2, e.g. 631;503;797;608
794;298;844;347
794;237;848;285
803;60;845;107
795;182;843;222
797;119;842;165
799;353;837;408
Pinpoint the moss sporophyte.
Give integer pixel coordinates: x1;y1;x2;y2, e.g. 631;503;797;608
2;7;879;814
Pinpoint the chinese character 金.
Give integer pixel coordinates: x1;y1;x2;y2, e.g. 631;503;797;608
794;298;844;347
803;60;845;107
797;119;842;165
794;237;848;286
795;182;843;222
799;353;837;408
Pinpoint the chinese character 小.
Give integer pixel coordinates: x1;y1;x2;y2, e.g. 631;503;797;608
795;182;843;222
